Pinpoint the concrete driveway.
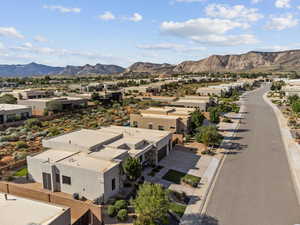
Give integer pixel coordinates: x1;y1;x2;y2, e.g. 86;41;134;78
159;149;212;178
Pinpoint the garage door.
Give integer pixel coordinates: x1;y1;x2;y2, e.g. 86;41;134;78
158;146;167;162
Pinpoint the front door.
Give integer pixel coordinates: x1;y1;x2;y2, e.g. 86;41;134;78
42;172;52;190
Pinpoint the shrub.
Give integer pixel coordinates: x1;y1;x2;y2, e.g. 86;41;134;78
15;141;28;149
47;127;61;137
292;100;300;113
114;200;127;211
117;209;128;222
25;118;42;128
181;174;201;188
108;205;117;217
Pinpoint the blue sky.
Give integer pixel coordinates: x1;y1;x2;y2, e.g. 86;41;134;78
0;0;299;67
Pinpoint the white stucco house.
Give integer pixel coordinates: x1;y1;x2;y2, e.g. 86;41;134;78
27;126;172;203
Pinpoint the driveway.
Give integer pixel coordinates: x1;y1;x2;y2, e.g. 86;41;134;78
203;86;300;225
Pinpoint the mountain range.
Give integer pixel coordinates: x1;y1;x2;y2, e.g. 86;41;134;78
0;62;125;77
2;50;300;77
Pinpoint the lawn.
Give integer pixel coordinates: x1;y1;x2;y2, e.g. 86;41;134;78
13;168;28;177
162;169;201;187
169;202;187;217
162;170;186;184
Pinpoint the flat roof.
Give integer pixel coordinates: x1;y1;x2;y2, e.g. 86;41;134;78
57;152;118;172
89;147;128;161
140;113;180;120
45;129;122;150
21;97;85;102
0;193;68;225
0;104;31;111
32;150;77;163
98;126;171;142
175;99;208;104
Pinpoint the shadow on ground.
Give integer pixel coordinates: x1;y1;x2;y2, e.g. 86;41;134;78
201;214;219;225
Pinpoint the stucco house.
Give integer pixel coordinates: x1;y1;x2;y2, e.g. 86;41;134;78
27;126;172;202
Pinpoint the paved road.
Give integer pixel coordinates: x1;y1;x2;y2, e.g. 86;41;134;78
203;86;300;225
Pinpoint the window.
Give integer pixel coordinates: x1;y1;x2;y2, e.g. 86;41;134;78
55;174;60;183
158;125;164;130
62;175;71;185
112;178;116;191
148;124;153;129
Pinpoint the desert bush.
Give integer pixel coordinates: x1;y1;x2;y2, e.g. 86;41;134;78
114;200;127;211
108;205;117;217
25;118;42;128
15;141;28;149
117;209;128;222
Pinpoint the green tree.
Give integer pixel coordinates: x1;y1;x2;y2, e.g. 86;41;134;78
123;157;142;181
133;183;170;225
196;126;222;150
0;94;17;104
209;107;220;124
190;109;205;134
292;100;300;113
288;95;299;105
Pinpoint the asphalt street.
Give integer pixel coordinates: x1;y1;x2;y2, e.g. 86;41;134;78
203;86;300;225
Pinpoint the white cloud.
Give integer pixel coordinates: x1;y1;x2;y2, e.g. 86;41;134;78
137;43;206;51
0;42;5;49
0;27;24;39
34;35;48;43
98;11;115;21
191;34;258;46
43;5;81;13
205;4;263;22
129;13;143;22
266;14;298;30
98;12;142;22
160;18;257;46
251;0;262;3
161;18;248;37
275;0;290;8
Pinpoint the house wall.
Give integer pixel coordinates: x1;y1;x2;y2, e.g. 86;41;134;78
172;102;208;111
49;208;71;225
18;100;47;116
54;163;105;201
103;165;122;202
0;107;32;123
130;114;178;133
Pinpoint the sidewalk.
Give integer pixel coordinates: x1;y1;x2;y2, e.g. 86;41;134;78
263;93;300;204
179;101;247;225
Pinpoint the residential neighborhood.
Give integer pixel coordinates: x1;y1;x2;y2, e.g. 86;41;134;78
3;1;300;225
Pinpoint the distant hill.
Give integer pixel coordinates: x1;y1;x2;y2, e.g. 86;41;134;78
126;50;300;74
0;62;125;77
174;50;300;73
126;62;175;74
3;50;300;77
0;62;63;77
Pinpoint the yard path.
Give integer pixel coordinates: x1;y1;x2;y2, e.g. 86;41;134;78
203;85;300;225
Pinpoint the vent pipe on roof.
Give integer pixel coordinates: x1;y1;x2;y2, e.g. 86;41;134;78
4;194;7;200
